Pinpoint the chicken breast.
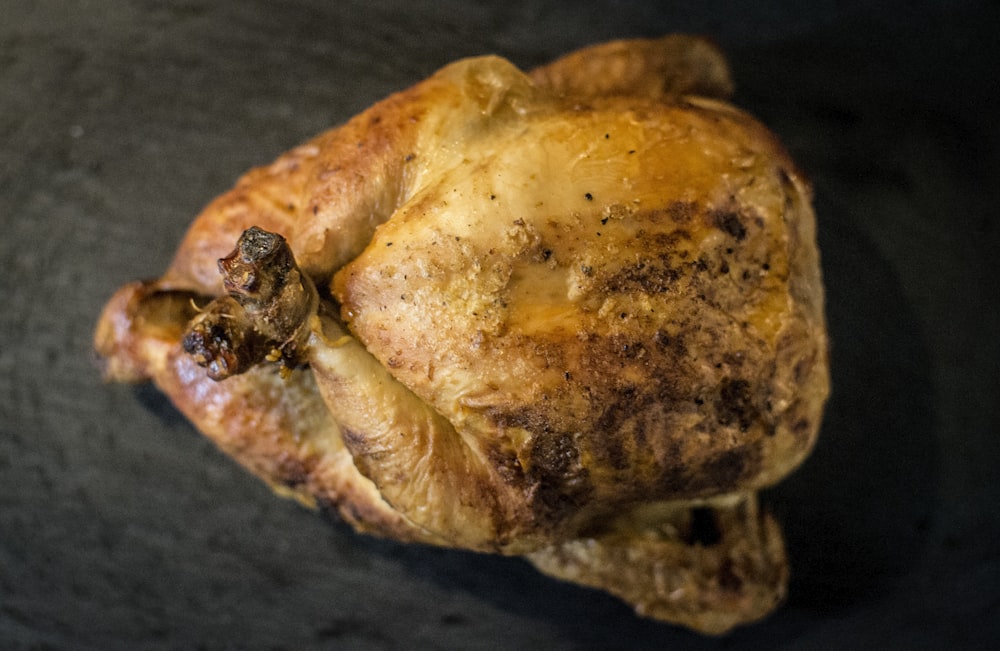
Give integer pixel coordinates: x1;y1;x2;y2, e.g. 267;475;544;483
95;35;828;634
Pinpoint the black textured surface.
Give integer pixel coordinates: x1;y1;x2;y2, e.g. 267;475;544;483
2;2;999;649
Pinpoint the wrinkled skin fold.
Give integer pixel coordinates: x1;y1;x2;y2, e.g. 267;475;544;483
95;35;829;635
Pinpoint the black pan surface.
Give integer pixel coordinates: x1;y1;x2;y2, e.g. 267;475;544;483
2;1;998;648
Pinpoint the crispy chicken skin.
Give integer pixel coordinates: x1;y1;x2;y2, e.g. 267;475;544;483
95;35;828;634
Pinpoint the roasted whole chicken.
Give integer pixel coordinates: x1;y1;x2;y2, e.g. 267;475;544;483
95;35;829;634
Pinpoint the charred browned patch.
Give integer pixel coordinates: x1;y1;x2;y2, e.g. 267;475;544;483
715;378;758;432
653;328;688;358
711;209;748;241
484;404;593;523
525;432;593;522
610;338;648;361
487;404;555;434
624;434;690;497
485;442;525;485
603;260;681;294
693;446;757;491
647;229;692;247
591;391;639;472
598;434;629;471
667;200;698;224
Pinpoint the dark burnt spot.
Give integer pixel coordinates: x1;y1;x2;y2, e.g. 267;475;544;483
604;261;681;294
486;444;524;485
526;432;593;521
698;447;750;489
712;210;747;241
488;408;594;526
594;386;636;434
722;351;747;368
667;200;698;224
596;433;629;471
716;378;757;432
644;229;691;248
684;507;722;546
652;329;688;361
653;462;690;496
612;340;646;361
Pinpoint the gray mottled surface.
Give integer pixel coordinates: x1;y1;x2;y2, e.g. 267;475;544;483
2;1;998;649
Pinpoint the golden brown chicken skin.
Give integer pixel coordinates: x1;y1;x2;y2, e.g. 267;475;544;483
95;35;828;634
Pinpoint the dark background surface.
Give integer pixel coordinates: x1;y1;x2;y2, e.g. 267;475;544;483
2;1;998;648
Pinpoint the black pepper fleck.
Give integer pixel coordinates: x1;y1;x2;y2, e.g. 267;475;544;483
585;192;593;201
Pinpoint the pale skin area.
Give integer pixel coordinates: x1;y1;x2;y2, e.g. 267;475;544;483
95;36;828;634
